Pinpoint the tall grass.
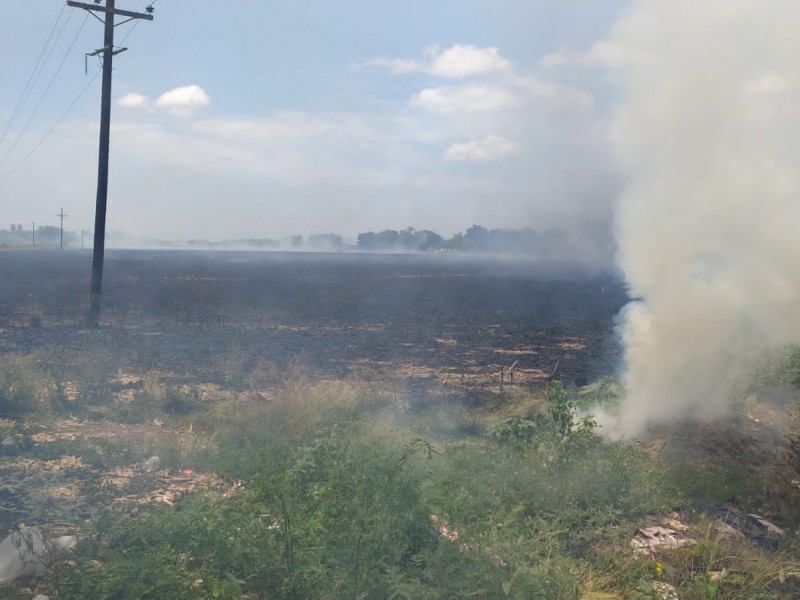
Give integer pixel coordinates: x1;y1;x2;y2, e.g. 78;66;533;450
4;361;798;599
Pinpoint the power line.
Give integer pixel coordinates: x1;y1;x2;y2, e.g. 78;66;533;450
0;67;102;183
0;12;90;172
0;3;151;182
0;3;69;150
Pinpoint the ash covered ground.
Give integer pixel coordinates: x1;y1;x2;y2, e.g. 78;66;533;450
0;249;626;389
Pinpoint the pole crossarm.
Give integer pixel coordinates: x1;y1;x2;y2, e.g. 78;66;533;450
66;1;153;22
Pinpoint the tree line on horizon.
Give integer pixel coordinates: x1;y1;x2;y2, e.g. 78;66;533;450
0;224;77;247
192;225;567;256
2;221;567;256
356;225;566;254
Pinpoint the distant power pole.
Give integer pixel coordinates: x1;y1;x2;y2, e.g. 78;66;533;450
57;208;68;249
32;221;35;247
67;0;154;327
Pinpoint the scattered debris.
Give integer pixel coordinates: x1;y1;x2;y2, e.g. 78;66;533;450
715;506;785;548
139;456;161;473
708;568;729;582
663;512;688;531
631;526;696;557
650;581;679;600
109;469;240;509
0;527;75;584
430;515;458;541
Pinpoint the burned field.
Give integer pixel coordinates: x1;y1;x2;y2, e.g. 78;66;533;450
0;249;628;540
0;249;627;391
3;249;799;599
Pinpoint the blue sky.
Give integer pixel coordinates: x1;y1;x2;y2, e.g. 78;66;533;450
0;0;630;251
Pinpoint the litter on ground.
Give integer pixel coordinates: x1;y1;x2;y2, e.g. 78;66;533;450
631;526;696;557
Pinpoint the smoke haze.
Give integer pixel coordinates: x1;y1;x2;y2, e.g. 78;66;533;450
609;0;800;436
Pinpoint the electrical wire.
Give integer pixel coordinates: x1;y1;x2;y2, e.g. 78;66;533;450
0;3;69;150
119;18;141;46
0;12;90;172
117;0;157;45
0;2;153;183
0;68;102;183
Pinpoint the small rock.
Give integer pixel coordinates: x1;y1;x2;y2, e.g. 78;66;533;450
55;535;77;551
33;595;50;600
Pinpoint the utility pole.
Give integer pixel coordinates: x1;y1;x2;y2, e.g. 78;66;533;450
32;221;35;247
67;0;154;327
57;208;68;249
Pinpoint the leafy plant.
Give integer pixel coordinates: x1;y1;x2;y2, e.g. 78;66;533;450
486;415;545;444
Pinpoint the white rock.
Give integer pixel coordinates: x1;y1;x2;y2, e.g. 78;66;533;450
0;528;48;583
55;535;77;550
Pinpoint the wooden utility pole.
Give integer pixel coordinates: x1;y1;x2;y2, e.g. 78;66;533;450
31;221;34;247
67;0;154;327
57;208;68;249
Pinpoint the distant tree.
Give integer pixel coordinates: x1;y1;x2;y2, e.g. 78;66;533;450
357;231;377;250
443;231;465;251
358;228;444;252
397;227;416;250
414;229;443;250
9;224;16;233
309;233;343;250
35;225;62;245
374;230;400;249
464;225;489;251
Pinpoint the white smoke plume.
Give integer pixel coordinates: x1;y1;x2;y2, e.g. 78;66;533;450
607;0;800;437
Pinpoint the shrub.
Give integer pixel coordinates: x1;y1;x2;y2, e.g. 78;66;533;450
0;359;46;417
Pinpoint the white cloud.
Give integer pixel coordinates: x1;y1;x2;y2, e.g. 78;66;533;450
513;76;593;110
541;40;628;69
444;135;520;161
410;84;522;112
428;44;512;78
117;92;149;108
361;57;423;74
361;44;513;78
192;111;335;143
155;85;210;116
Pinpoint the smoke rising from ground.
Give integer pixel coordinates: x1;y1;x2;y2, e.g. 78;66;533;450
608;0;800;437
